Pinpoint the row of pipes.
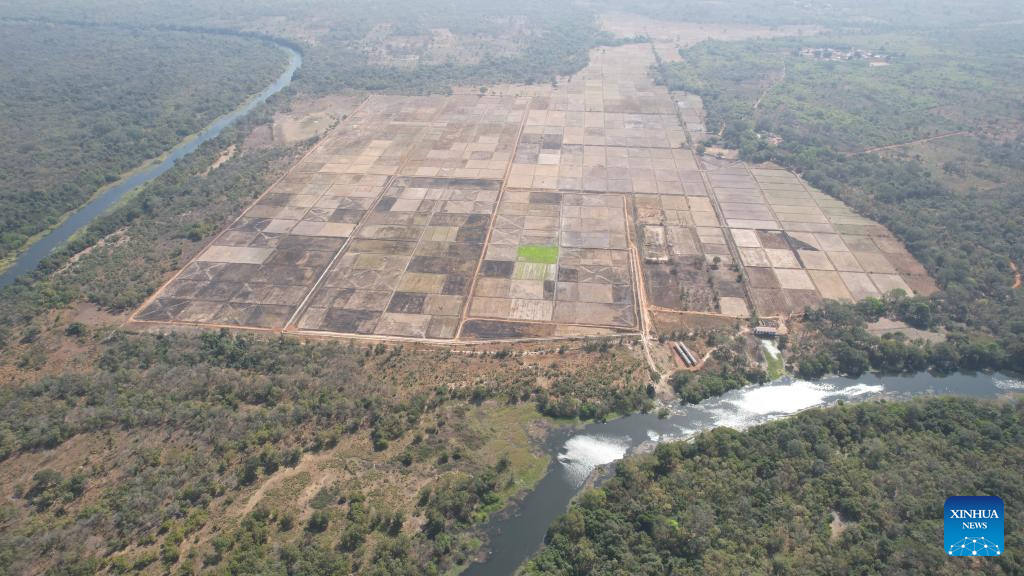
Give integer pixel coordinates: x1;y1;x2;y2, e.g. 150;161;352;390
673;341;697;367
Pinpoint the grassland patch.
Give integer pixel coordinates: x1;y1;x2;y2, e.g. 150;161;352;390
465;403;550;516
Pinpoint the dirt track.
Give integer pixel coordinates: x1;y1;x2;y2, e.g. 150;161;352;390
859;131;969;154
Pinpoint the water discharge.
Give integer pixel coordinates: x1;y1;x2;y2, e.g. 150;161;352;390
462;370;1016;576
704;379;883;429
557;435;631;487
994;375;1024;390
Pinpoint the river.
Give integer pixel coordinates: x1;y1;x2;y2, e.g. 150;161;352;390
0;42;302;289
462;370;1022;575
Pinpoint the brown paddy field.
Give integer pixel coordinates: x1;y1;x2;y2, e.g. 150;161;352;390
133;44;933;341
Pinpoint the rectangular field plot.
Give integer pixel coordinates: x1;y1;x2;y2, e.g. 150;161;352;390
400;95;526;179
135;43;938;339
135;169;391;328
509;143;701;194
296;177;500;339
136;95;454;330
632;192;745;314
466;190;638;332
705;165;936;317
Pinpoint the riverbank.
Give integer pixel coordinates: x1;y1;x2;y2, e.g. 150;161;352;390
0;131;198;276
0;33;301;288
462;370;1021;575
526;393;1023;574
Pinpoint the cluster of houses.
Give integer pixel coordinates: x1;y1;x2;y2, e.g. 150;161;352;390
799;47;891;66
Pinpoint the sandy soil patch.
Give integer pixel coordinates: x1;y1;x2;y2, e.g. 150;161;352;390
600;11;824;61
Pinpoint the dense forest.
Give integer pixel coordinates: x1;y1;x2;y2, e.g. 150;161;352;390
0;22;287;262
791;295;1024;378
0;0;607;95
296;0;606;94
528;397;1023;575
659;25;1024;374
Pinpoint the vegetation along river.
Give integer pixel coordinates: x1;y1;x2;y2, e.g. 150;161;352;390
463;370;1022;575
0;41;302;289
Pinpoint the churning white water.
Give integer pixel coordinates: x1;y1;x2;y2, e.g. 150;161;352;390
994;375;1024;390
556;379;887;484
467;371;1010;576
557;435;631;487
761;339;782;360
706;379;883;430
556;379;884;485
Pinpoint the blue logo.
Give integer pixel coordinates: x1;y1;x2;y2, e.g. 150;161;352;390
945;496;1004;557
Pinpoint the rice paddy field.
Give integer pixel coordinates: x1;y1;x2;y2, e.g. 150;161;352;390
133;44;934;341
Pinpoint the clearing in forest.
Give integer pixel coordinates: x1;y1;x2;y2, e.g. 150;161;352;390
133;44;933;341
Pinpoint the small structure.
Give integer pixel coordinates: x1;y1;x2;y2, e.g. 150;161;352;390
799;47;890;65
673;341;698;367
754;320;779;338
642;226;670;263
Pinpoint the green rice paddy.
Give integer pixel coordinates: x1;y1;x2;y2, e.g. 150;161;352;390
517;244;558;264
